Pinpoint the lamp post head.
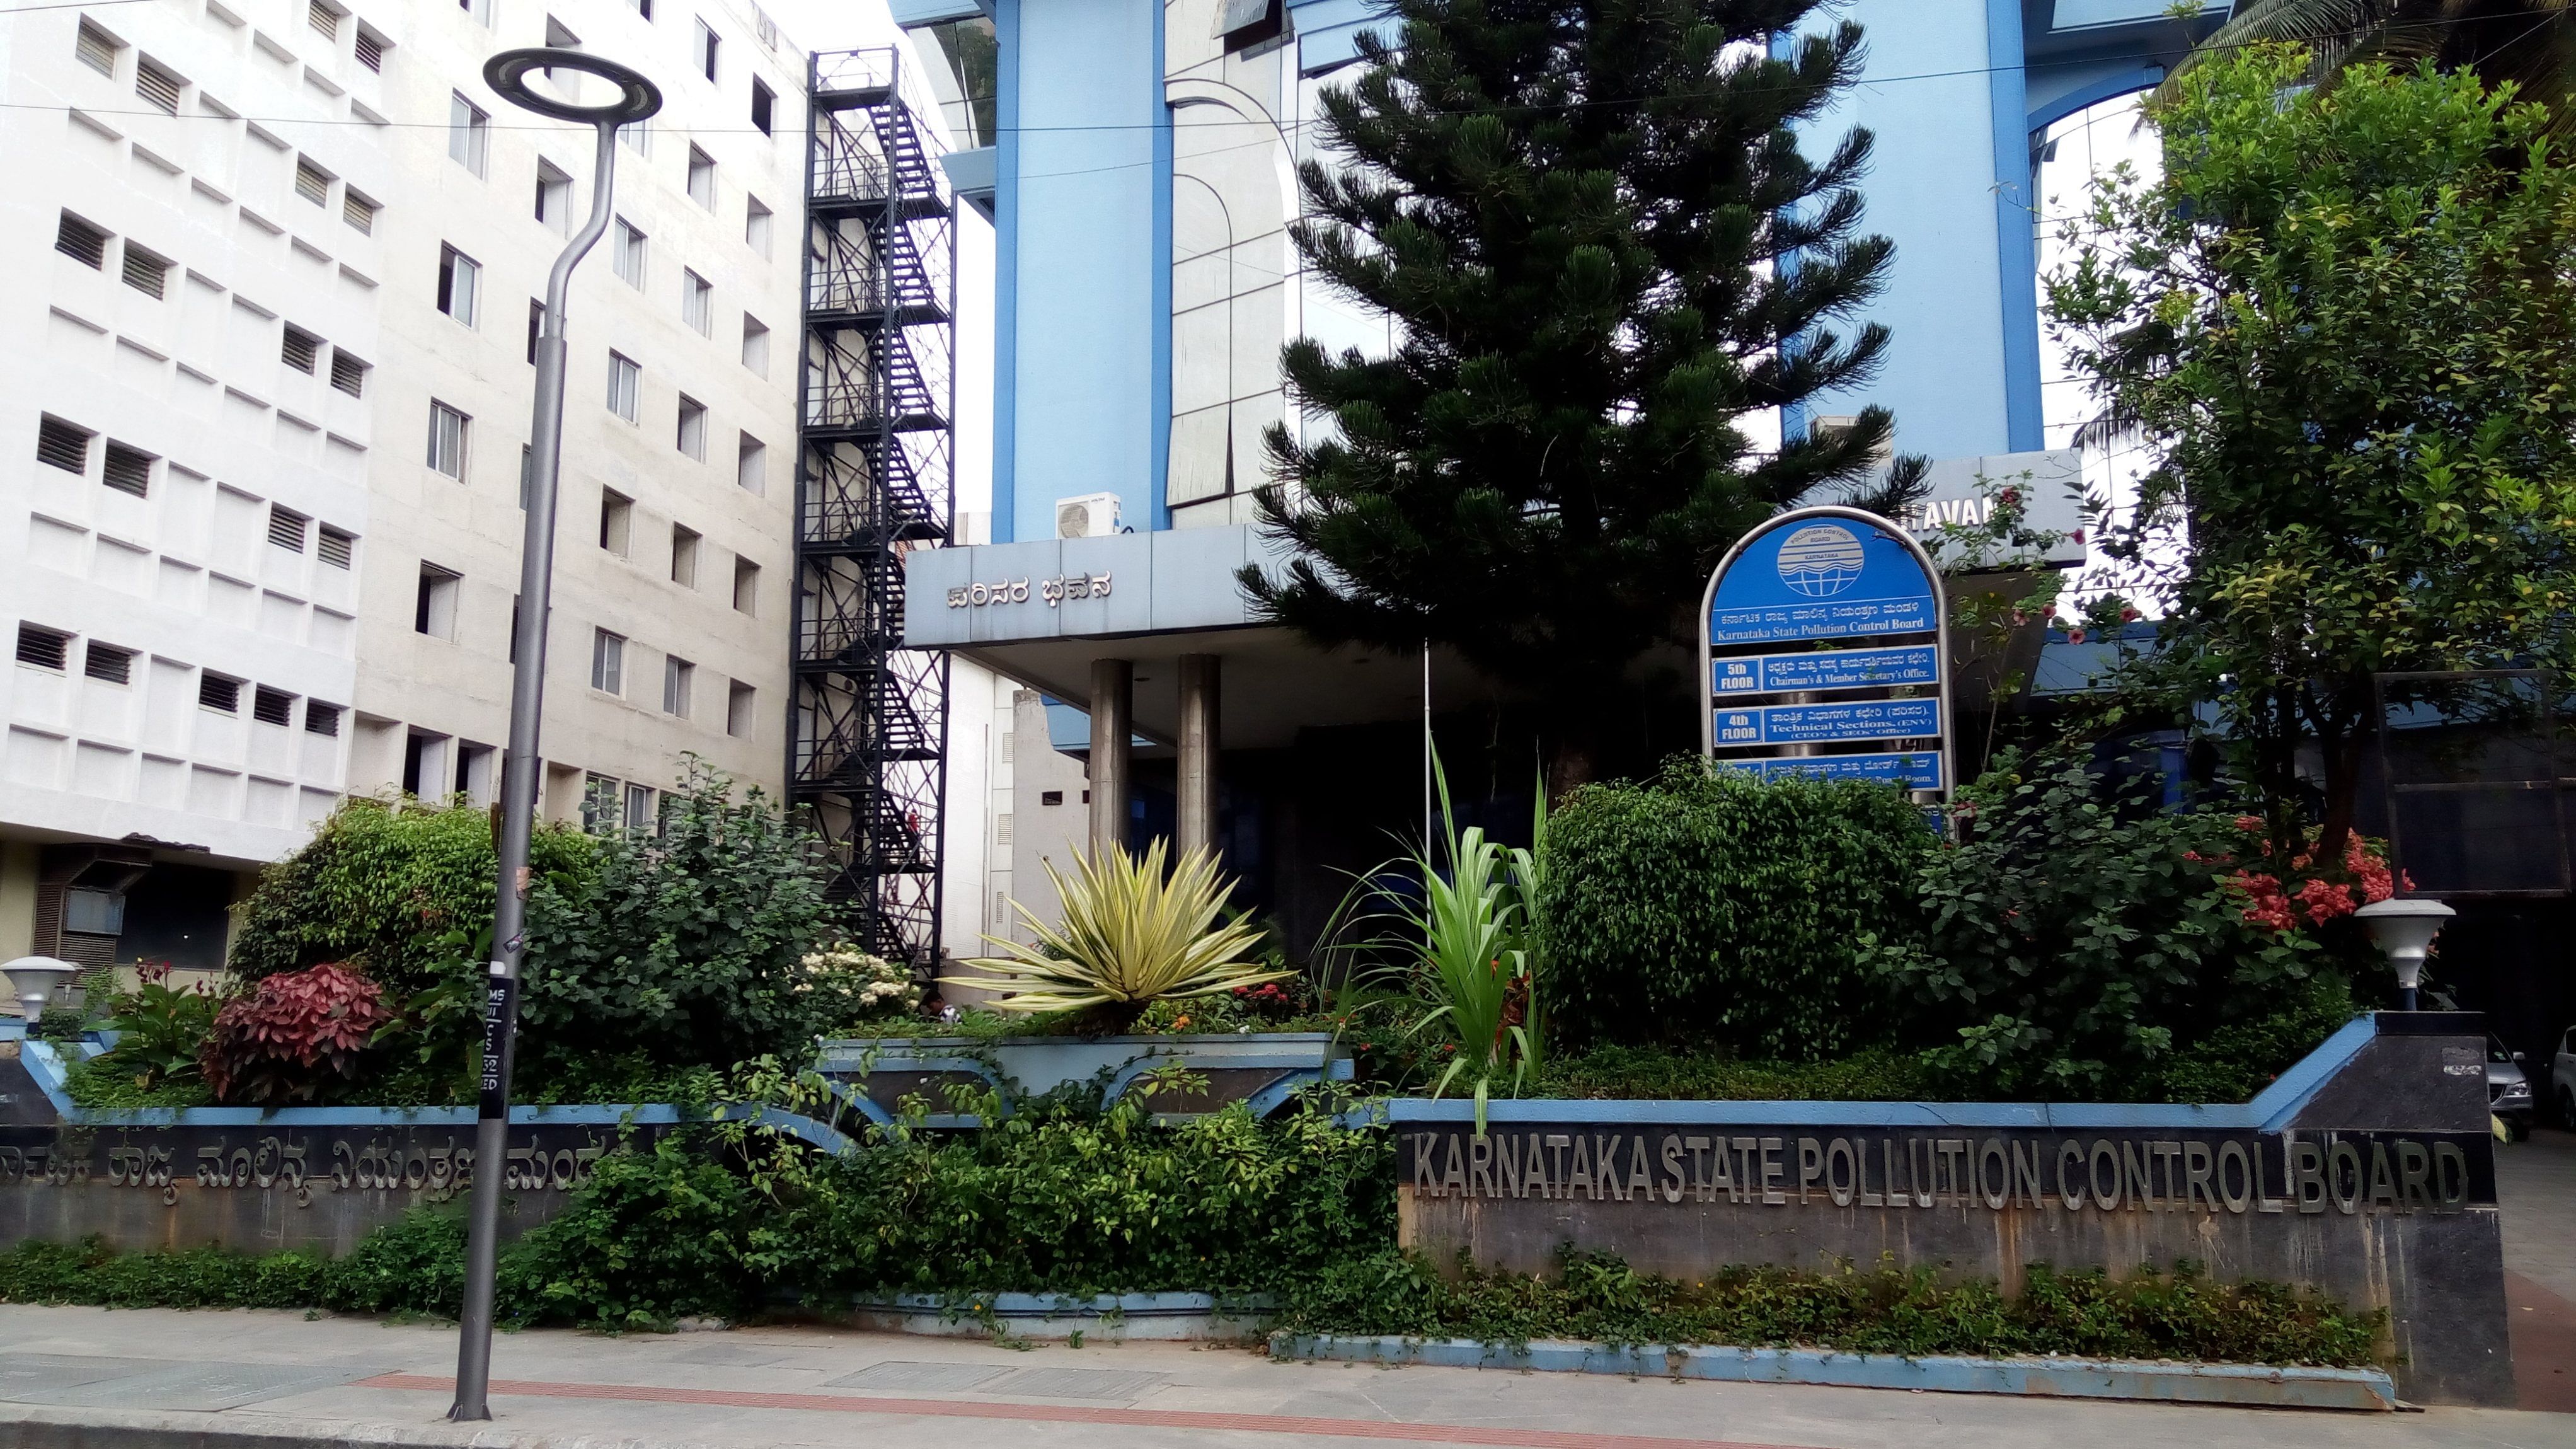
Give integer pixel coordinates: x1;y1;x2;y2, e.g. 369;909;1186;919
2352;898;2454;995
0;956;79;1018
482;49;662;125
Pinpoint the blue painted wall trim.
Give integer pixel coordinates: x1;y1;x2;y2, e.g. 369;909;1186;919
992;0;1021;541
1149;0;1175;531
2029;65;2161;136
1987;0;2044;452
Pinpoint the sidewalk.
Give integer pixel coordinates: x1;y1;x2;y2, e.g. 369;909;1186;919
0;1305;2562;1449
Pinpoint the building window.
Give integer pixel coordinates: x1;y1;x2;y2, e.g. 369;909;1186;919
415;563;460;638
582;773;621;832
607;351;640;421
267;504;309;552
449;93;489;176
318;526;355;569
740;316;768;376
101;441;152;498
305;700;343;736
663;655;693;717
670;524;700;587
687;146;716;209
676;396;707;459
612;218;647;288
682;268;712;335
427;401;469;478
624;782;653;830
252;685;296;726
294;157;331;205
308;0;340;40
629;0;652;16
198;673;240;713
437;245;481;325
354;26;385;71
330;349;367;396
76;20;121;76
281;326;320;374
14;623;68;671
590;630;625;694
36;417;93;475
83;642;134;685
732;556;759;615
135;57;183;114
526;299;545;364
122;243;170;299
535;160;572;233
750;78;774;136
599;489;632;555
745;197;771;257
55;212;107;268
621;120;651;158
727;679;754;737
342;188;378;234
736;434;764;494
694;19;720;81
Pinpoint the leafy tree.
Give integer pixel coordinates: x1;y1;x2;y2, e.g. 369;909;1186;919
2049;47;2576;867
1240;0;1911;785
2158;0;2576;134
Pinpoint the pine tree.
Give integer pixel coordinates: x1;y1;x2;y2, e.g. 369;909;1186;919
1240;0;1906;785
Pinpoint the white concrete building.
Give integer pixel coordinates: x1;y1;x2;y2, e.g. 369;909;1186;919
1;0;807;975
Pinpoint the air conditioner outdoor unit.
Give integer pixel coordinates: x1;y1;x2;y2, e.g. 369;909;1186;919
1056;492;1122;539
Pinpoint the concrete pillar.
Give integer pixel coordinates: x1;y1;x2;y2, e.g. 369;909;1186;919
1087;657;1133;858
1176;654;1220;860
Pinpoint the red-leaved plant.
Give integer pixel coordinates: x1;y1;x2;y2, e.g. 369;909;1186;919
199;961;392;1105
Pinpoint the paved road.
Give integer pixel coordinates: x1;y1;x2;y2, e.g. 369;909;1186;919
2501;1128;2576;1414
0;1303;2567;1449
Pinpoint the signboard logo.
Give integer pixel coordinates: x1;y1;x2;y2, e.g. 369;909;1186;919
1775;524;1866;598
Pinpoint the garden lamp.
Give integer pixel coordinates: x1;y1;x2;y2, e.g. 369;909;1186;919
0;956;78;1019
450;47;660;1426
2352;898;2454;1012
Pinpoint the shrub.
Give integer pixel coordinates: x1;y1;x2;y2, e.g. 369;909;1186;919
1537;1044;1939;1102
808;944;923;1027
502;1138;762;1329
101;975;219;1092
200;962;392;1106
1869;748;2355;1097
229;797;596;996
517;762;843;1075
1540;759;1932;1058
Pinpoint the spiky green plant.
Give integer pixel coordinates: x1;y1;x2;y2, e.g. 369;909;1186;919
938;840;1287;1014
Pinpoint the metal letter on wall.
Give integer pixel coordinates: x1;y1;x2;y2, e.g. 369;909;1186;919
1698;507;1951;800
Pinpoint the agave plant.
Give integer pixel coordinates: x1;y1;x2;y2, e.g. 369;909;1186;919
939;839;1287;1014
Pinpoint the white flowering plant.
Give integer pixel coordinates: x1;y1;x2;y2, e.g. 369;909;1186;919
803;942;923;1024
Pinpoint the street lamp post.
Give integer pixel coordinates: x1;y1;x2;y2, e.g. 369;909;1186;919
449;48;661;1424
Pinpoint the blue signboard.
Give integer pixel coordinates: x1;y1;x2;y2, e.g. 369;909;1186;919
1708;516;1940;646
1713;645;1941;696
1712;698;1940;746
1715;753;1945;789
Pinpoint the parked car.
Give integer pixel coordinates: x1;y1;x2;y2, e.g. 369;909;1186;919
2552;1027;2576;1128
2492;1035;2534;1140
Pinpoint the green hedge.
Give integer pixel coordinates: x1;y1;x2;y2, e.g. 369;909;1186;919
1539;761;1931;1058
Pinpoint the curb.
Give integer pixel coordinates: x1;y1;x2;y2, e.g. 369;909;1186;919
0;1405;676;1449
847;1290;1275;1341
1267;1333;2400;1412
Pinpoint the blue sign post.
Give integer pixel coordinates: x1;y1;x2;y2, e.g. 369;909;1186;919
1698;507;1950;805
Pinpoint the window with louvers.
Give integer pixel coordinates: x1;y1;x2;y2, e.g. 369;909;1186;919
304;701;342;736
101;442;152;497
135;59;181;113
343;190;376;233
75;21;118;75
84;643;133;684
37;418;93;474
282;327;319;374
295;159;330;205
14;624;67;671
198;674;239;712
318;526;355;568
55;213;106;268
122;245;168;298
354;28;383;71
308;1;338;40
330;350;367;396
253;686;294;725
268;504;308;551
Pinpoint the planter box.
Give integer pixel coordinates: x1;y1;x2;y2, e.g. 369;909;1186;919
849;1291;1274;1341
814;1032;1348;1125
